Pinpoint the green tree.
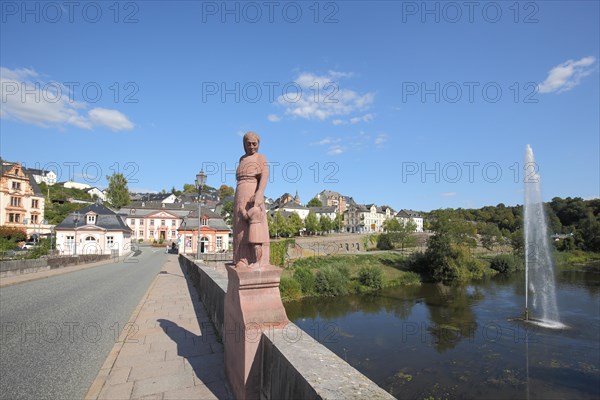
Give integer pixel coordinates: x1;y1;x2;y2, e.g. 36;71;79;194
319;215;333;234
395;220;417;251
286;213;304;237
105;173;130;208
383;218;417;250
511;228;524;255
478;223;502;251
579;212;600;252
0;226;27;241
269;211;286;238
307;197;322;207
217;185;235;198
334;213;344;232
383;218;402;232
171;186;182;196
183;183;197;193
420;211;484;282
304;212;319;235
221;200;234;225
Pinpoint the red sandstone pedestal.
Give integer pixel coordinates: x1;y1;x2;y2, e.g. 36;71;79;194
224;263;289;400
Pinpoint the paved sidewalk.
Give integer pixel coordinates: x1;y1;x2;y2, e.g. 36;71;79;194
86;255;231;400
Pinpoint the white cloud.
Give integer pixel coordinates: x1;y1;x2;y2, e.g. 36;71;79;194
89;108;134;131
327;145;345;155
350;113;374;124
274;70;375;123
441;192;457;197
312;137;341;146
0;66;134;131
267;114;281;122
314;131;388;155
538;56;596;94
333;113;375;125
374;134;388;145
328;70;354;80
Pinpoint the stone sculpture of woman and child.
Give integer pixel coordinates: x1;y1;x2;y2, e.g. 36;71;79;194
233;131;271;269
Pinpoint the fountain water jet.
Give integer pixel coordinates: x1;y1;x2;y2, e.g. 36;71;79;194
523;144;566;329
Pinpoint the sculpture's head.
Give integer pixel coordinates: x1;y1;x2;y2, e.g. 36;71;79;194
243;131;260;155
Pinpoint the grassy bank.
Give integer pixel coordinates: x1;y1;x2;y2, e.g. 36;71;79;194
555;250;600;271
279;250;600;302
280;253;421;301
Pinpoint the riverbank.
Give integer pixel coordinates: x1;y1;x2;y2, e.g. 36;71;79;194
279;250;600;301
555;250;600;271
279;253;421;301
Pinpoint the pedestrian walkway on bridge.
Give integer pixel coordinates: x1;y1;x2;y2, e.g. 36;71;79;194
86;254;231;399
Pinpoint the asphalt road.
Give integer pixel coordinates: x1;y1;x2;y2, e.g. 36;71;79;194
0;248;167;400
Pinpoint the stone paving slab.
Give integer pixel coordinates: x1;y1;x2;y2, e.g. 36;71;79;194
86;254;231;400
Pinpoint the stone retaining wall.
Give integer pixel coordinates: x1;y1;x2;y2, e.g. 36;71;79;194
178;254;395;399
0;254;112;278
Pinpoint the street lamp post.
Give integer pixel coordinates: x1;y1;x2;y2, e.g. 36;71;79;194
196;170;207;260
73;212;80;256
50;226;54;256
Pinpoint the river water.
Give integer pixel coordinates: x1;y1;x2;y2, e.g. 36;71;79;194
285;268;600;399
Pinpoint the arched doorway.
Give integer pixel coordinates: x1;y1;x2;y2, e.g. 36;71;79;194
200;237;209;254
83;236;100;255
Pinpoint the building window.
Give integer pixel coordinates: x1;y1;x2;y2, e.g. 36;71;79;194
171;231;176;238
10;197;22;207
216;236;223;250
11;181;21;190
32;199;39;208
171;220;176;226
201;217;208;226
139;219;144;225
150;230;154;237
86;236;96;241
161;219;166;226
150;219;154;226
139;230;143;237
129;219;135;226
87;215;96;224
31;215;38;224
107;236;114;246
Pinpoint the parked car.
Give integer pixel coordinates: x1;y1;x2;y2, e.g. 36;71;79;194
21;243;36;250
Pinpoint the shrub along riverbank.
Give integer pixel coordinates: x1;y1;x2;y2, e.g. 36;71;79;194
278;250;600;301
554;250;600;271
279;253;421;301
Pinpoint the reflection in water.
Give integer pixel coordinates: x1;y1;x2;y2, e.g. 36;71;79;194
285;271;600;399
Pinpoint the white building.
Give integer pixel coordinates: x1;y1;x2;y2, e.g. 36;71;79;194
118;201;195;243
60;181;92;190
272;202;310;220
396;209;424;232
307;206;338;222
55;202;132;256
85;187;107;201
345;204;394;233
27;168;57;186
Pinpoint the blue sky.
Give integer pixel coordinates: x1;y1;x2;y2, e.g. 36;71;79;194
1;1;598;211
